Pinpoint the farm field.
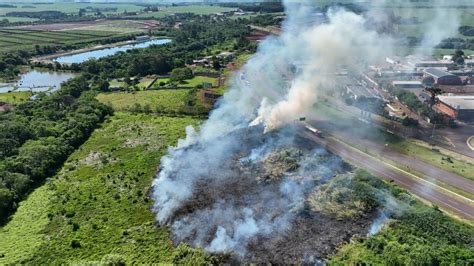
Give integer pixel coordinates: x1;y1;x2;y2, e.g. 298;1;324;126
0;91;32;104
0;20;152;52
0;16;38;22
0;112;207;264
133;5;237;19
0;3;143;17
96;89;209;115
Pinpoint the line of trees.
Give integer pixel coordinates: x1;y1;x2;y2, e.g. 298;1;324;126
0;77;112;222
6;11;67;19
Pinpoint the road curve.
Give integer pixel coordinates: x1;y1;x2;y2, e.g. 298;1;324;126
298;130;474;221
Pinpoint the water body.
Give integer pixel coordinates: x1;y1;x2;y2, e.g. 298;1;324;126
54;39;172;64
0;69;78;93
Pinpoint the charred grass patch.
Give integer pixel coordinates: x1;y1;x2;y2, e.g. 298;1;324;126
0;112;208;264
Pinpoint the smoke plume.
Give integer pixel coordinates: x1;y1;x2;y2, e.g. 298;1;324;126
152;0;460;260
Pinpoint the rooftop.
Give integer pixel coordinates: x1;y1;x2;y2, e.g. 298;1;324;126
438;95;474;110
392;81;423;85
423;68;456;78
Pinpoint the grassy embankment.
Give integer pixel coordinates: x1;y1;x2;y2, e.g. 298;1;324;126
0;112;209;264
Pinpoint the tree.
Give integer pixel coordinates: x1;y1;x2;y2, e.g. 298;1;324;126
425;86;442;107
0;188;14;220
170;67;193;83
402;117;419;127
452;49;465;65
95;79;110;92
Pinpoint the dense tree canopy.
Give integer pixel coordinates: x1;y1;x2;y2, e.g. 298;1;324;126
0;77;112;222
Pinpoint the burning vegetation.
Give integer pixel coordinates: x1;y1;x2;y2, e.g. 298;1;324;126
154;126;398;263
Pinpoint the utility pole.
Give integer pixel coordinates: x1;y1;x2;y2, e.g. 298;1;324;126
431;121;436;138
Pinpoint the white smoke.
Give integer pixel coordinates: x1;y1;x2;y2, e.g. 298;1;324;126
152;0;461;259
254;8;393;131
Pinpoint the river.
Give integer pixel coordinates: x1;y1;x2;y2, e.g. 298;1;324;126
53;38;172;64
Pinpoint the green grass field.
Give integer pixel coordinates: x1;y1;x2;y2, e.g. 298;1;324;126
0;19;152;53
96;90;196;114
181;76;217;87
0;3;143;17
0;112;207;264
0;16;39;22
0;28;123;52
0;91;32;104
133;5;236;19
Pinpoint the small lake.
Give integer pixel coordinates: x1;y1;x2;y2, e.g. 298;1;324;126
53;39;172;64
0;69;78;93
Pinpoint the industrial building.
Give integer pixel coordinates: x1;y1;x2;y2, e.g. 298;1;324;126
415;60;454;68
423;68;462;86
392;80;424;89
436;95;474;122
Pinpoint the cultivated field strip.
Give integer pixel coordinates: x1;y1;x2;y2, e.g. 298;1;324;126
0;28;125;52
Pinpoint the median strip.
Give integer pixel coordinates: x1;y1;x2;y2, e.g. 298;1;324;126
329;136;474;205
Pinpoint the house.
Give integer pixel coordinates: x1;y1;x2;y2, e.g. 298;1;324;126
216;51;235;60
423;68;462;85
435;94;474;122
192;58;210;66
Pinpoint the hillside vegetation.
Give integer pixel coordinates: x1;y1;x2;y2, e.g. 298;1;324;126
0;112;209;264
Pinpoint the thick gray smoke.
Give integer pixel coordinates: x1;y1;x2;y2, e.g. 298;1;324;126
152;0;460;259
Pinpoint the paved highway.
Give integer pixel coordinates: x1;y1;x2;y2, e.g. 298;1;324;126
298;128;474;221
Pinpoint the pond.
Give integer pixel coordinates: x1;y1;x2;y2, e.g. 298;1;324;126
53;38;172;64
0;69;78;93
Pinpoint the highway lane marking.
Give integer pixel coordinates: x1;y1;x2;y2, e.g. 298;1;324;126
319;136;474;220
299;131;474;220
467;136;474;151
329;136;474;205
335;143;474;220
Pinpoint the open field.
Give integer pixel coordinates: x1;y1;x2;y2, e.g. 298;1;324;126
0;91;32;103
97;90;202;114
0;3;143;17
0;20;154;52
0;16;38;22
133;5;237;19
180;76;217;87
0;112;205;264
0;28;117;52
